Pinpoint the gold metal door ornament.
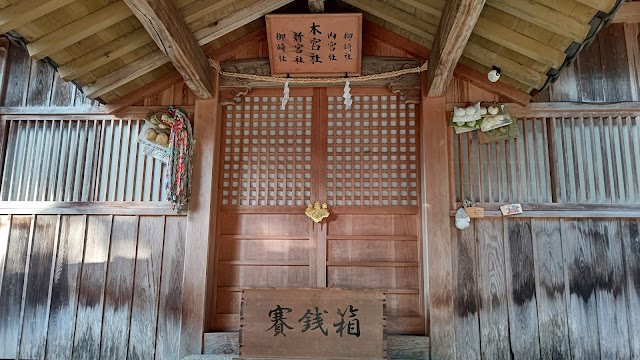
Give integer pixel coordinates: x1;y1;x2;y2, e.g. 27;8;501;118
305;201;330;223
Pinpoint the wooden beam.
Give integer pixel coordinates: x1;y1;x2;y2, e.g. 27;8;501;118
486;0;590;43
216;57;422;103
0;0;75;34
426;0;486;97
102;71;185;113
613;2;640;23
122;0;214;99
83;0;294;99
420;76;455;358
362;20;532;105
397;0;566;68
180;73;221;357
26;1;132;60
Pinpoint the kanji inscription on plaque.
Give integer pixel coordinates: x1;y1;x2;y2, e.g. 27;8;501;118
266;14;362;76
239;288;386;359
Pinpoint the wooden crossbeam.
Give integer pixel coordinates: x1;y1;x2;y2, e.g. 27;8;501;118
84;0;294;100
486;0;590;43
122;0;214;99
0;0;75;34
426;0;486;97
26;1;132;60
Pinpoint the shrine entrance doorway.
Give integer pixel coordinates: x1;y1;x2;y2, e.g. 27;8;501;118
210;87;424;335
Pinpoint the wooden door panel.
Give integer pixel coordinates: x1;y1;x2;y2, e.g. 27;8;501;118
327;239;419;262
218;238;311;262
219;213;311;236
326;213;418;236
327;266;419;289
212;87;424;334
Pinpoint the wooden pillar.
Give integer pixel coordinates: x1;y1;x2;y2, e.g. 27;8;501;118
420;73;455;359
180;72;221;357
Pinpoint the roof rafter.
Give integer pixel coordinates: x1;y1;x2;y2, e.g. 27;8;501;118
26;1;132;60
83;0;295;99
397;0;566;68
57;0;237;82
426;0;486;97
485;0;590;43
122;0;214;99
0;0;75;34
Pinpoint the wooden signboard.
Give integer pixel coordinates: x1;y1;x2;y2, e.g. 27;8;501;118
239;288;386;359
265;14;362;77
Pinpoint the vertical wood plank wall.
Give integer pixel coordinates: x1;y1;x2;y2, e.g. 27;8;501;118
535;23;640;102
0;214;188;360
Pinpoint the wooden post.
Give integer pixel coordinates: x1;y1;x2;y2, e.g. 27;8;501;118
180;72;221;357
420;73;455;358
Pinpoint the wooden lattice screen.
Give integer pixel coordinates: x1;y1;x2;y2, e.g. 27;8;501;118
326;94;419;206
220;94;314;206
452;115;640;205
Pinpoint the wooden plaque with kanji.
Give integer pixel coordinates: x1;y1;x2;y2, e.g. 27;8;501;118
239;288;386;359
265;14;362;77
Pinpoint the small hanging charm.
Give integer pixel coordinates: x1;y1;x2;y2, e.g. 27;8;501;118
343;81;352;110
281;81;290;110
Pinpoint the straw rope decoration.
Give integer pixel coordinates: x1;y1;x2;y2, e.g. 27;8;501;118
209;59;428;83
161;106;194;210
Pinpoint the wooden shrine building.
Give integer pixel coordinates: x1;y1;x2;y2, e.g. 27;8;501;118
0;0;639;359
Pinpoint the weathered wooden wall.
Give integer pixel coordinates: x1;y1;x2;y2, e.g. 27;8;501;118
450;217;640;360
0;214;188;359
535;23;640;102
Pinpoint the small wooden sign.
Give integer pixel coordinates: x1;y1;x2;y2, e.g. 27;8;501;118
265;13;362;76
465;206;485;218
239;288;386;359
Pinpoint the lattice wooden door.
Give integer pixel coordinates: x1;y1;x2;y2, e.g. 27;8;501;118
212;87;424;335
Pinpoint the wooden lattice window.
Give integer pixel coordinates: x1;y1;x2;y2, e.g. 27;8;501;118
220;95;313;206
326;94;419;206
0;117;167;202
452;115;640;205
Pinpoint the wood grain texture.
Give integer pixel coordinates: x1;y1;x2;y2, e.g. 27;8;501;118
561;219;600;359
180;93;220;357
530;219;570;360
26;1;133;61
127;215;165;360
0;0;75;34
45;215;86;360
590;219;631;359
426;0;486;96
100;216;138;360
122;0;214;99
621;219;640;360
18;215;58;359
156;216;187;359
503;218;541;359
476;219;510;360
72;215;112;360
421;94;454;358
451;220;480;360
0;216;31;359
